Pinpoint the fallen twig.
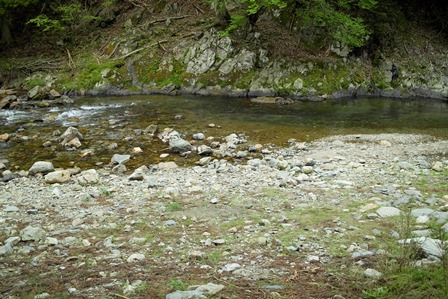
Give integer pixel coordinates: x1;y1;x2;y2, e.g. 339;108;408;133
108;42;121;59
111;293;131;299
148;15;189;25
193;3;205;14
66;48;76;69
115;40;167;60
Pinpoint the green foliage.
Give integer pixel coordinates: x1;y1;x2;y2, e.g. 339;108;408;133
0;0;42;43
220;14;247;37
210;0;289;36
57;58;122;90
207;0;376;49
245;0;288;14
26;14;64;32
166;202;182;212
297;0;373;48
27;2;99;33
0;0;40;15
24;74;46;88
167;279;187;291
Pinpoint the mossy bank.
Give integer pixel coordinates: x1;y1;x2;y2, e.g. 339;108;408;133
1;1;448;101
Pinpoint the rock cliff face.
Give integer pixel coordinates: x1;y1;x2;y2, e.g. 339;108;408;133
118;28;448;100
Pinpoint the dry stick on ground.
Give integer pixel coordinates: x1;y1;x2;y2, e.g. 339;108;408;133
66;48;75;69
158;40;168;52
148;15;189;25
108;42;121;59
110;293;131;299
115;40;168;60
192;3;205;14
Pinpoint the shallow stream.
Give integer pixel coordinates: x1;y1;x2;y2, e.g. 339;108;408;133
1;95;448;170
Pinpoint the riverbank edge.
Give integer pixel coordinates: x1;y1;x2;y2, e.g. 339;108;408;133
68;84;447;102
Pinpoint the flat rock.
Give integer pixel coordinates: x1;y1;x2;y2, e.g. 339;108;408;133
158;162;178;170
376;206;401;217
111;154;131;165
195;283;225;295
165;290;205;299
411;208;434;218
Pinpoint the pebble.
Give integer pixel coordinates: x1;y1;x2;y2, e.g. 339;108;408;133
165;220;177;226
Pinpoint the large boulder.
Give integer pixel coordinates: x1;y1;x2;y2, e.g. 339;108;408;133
169;138;192;153
29;161;54;175
20;226;47;242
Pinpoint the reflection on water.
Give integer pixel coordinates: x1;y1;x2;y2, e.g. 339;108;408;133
1;95;448;169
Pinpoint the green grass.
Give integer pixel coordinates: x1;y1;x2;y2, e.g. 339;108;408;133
167;279;187;291
56;56;124;90
166;202;183;212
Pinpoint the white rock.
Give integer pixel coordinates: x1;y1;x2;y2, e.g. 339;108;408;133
398;237;445;259
46;237;59;245
380;140;392;147
432;161;444;172
221;263;241;272
307;255;320;263
193;133;205;140
77;169;100;185
44;170;71;184
29;161;54;175
416;215;430;224
127;253;145;263
364;268;382;278
111;154;131;164
158;161;178;170
60;127;83;144
5;236;20;246
66;137;82;148
20;225;47;242
301;166;314;174
195;283;225;295
0;243;13;256
4;205;19;212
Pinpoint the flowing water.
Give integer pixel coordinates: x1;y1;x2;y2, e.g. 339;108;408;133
1;95;448;170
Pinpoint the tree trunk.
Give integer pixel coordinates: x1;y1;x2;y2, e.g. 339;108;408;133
0;14;12;44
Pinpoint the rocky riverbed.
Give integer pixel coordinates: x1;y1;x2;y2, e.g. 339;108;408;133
1;133;448;298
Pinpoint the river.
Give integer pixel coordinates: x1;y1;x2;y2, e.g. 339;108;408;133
1;95;448;170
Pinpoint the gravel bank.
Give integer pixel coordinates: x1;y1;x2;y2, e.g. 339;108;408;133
1;134;448;298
